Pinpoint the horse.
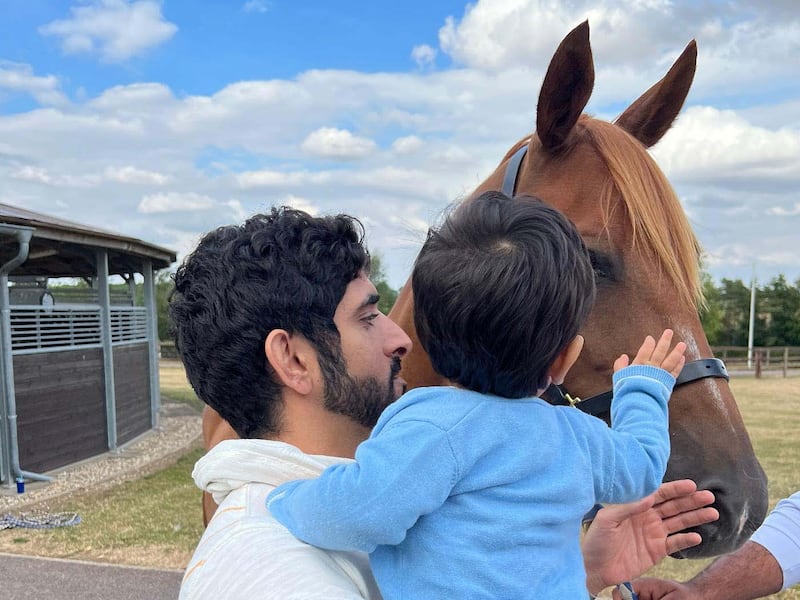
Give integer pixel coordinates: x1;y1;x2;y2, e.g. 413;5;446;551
388;21;768;558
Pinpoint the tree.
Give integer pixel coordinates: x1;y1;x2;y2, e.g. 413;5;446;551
758;275;800;346
698;275;800;348
368;252;399;315
717;278;751;346
699;271;725;345
152;270;174;341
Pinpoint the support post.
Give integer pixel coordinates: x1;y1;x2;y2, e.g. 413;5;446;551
783;347;789;378
747;267;756;369
97;249;117;451
143;261;161;430
0;274;9;485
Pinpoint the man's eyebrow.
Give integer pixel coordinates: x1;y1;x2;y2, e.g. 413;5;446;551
357;294;381;310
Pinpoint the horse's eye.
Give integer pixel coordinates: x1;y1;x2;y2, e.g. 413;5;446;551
588;249;618;282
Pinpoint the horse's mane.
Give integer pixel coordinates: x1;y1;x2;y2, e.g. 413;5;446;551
580;116;703;308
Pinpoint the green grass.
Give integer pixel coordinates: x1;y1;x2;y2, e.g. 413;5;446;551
159;362;204;413
0;448;204;568
160;387;204;413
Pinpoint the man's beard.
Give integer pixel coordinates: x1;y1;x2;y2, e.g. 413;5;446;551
318;343;402;428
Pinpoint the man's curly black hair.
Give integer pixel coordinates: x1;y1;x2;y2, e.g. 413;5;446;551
169;207;369;438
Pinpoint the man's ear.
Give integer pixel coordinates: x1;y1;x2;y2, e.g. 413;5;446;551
264;329;315;395
548;335;584;385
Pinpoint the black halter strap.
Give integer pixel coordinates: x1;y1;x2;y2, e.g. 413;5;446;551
542;358;730;418
675;357;729;386
499;144;730;418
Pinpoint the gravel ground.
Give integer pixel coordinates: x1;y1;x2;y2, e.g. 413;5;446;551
0;402;202;512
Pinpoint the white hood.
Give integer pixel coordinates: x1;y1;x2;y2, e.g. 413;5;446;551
192;438;351;505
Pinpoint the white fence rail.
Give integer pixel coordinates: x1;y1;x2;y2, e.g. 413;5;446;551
110;307;149;344
10;305;149;354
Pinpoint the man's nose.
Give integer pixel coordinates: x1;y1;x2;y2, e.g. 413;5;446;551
384;316;412;357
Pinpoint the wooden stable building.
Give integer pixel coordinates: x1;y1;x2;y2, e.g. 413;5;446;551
0;203;176;487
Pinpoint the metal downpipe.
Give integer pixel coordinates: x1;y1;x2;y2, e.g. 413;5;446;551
0;224;52;484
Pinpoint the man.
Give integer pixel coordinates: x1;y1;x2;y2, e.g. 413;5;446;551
172;207;407;599
624;491;800;599
171;207;718;599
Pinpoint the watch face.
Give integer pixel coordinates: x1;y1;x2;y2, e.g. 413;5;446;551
41;292;55;307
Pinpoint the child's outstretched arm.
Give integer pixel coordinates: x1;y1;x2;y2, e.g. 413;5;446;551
266;417;458;553
589;330;686;504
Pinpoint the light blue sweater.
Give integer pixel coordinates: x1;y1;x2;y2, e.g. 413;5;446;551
268;364;674;599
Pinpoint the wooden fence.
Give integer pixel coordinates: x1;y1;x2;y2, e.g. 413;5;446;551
712;346;800;377
160;340;179;360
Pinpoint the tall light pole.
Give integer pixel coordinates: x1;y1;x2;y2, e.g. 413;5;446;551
747;264;756;369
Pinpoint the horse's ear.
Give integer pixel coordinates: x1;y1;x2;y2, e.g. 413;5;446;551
615;40;697;148
536;20;594;153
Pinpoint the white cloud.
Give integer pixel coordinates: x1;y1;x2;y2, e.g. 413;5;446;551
411;44;437;69
278;194;319;215
237;170;308;188
222;199;249;222
90;82;175;113
392;135;424;154
434;0;800;104
105;165;170;185
10;166;53;185
301;127;377;160
10;165;100;187
39;0;178;62
10;164;169;187
462;1;678;70
704;243;799;269
767;203;800;217
437;0;603;71
0;62;68;106
242;1;269;13
236;165;453;203
138;192;215;213
652;106;800;188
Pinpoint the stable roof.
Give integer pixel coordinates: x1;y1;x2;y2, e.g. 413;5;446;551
0;203;177;277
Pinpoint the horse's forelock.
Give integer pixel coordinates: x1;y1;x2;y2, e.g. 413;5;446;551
583;118;703;308
495;120;701;308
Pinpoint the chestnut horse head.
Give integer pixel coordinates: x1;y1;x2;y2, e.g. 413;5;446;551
389;21;768;557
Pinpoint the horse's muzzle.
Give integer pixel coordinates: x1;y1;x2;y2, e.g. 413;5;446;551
667;464;769;558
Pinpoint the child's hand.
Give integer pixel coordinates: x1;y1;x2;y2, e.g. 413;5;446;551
614;329;686;378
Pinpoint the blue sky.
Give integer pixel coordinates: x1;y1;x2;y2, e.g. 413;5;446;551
1;1;466;103
1;0;798;289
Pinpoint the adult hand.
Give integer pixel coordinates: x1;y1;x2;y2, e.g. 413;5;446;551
583;479;718;596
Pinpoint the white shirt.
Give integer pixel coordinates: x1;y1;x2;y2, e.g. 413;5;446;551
750;491;800;590
179;439;382;600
